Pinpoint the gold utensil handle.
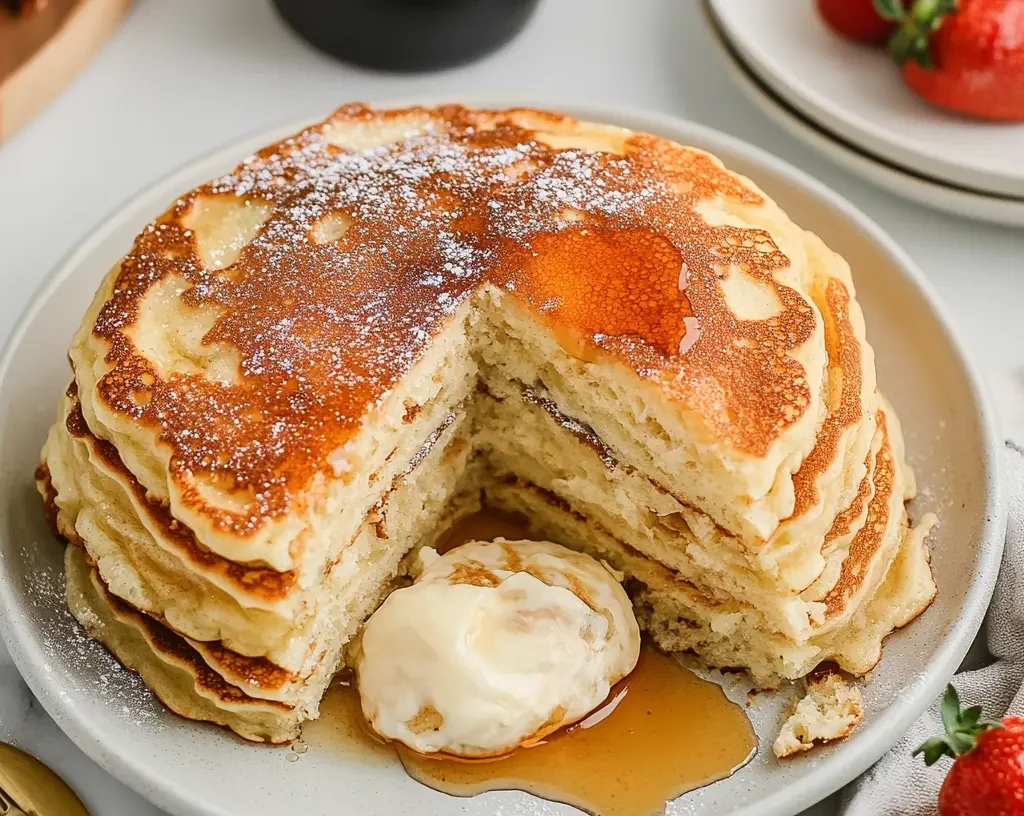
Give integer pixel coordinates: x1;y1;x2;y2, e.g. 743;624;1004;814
0;742;89;816
0;784;30;816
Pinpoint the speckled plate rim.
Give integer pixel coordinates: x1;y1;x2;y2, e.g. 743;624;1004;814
0;98;1006;816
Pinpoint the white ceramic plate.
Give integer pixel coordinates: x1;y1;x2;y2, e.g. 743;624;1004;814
0;102;1005;816
708;0;1024;199
705;5;1024;228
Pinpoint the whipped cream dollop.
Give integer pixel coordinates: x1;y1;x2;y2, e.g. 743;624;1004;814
355;539;640;757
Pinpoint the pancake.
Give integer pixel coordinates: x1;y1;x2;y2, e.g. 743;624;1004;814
45;387;476;706
65;545;299;743
481;398;934;684
38;103;935;741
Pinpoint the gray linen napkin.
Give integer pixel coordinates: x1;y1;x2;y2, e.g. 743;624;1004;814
841;442;1024;815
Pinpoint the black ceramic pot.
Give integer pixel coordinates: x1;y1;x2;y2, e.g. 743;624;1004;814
272;0;542;72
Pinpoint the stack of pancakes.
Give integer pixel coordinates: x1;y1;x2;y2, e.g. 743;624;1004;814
38;104;936;744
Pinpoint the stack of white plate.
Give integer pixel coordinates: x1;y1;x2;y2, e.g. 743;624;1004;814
705;0;1024;227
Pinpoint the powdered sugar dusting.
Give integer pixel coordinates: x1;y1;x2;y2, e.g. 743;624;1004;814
678;316;701;356
19;543;163;728
85;104;802;537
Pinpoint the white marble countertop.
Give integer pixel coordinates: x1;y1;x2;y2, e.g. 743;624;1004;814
0;0;1020;814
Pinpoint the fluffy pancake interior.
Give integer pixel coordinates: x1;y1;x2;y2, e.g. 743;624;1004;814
51;366;932;719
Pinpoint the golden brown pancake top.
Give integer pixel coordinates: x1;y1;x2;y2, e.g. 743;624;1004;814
87;104;815;537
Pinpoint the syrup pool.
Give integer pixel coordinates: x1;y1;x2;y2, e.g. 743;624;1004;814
400;642;756;816
307;509;757;816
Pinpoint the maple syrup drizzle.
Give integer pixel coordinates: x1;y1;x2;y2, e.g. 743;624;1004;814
399;644;756;816
433;506;534;553
305;509;757;815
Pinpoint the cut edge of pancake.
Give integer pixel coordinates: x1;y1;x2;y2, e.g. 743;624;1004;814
47;381;934;732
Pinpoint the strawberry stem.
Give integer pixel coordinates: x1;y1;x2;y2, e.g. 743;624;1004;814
875;0;958;69
913;685;1003;766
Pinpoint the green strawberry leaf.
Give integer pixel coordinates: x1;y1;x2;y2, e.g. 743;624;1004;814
912;0;958;26
915;685;1004;766
961;705;983;727
887;0;959;69
940;686;962;737
913;736;953;766
874;0;906;20
950;730;976;755
888;28;933;69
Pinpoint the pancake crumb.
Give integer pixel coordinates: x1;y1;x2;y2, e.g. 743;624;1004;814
773;674;863;758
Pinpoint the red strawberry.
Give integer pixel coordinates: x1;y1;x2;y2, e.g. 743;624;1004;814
915;685;1024;816
879;0;1024;121
817;0;900;43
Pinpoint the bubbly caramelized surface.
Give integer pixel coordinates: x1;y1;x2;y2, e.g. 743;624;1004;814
65;396;299;602
88;104;816;537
